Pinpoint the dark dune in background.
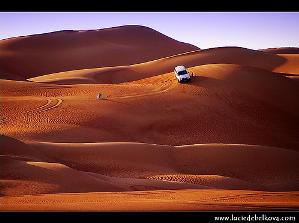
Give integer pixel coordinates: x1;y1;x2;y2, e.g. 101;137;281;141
0;25;198;80
0;25;299;211
261;47;299;54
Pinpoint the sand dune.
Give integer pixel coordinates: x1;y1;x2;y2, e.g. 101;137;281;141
1;26;299;211
273;54;299;75
1;135;299;210
1;63;299;150
147;174;261;190
0;25;198;80
1;189;298;211
0;68;24;81
261;47;299;54
1;156;124;196
29;47;286;84
1;156;205;196
187;64;299;115
1;136;299;196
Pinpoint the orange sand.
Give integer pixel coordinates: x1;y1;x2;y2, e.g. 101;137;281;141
1;26;299;211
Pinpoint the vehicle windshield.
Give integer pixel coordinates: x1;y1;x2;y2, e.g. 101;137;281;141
177;70;187;76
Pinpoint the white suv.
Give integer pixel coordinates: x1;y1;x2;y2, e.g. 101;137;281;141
174;66;191;83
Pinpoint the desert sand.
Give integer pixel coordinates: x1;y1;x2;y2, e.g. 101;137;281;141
0;25;198;80
261;47;299;54
0;25;299;211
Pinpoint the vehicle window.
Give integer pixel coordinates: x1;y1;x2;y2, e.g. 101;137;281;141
177;70;187;76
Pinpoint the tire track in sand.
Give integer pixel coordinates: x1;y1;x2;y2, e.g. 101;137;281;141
40;99;63;112
33;99;52;111
28;98;63;114
105;80;177;101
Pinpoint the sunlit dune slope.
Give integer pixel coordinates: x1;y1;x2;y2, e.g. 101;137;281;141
1;156;205;196
1;63;299;149
273;54;299;75
0;157;124;196
29;47;286;84
187;64;299;115
0;25;198;79
0;136;206;196
1;189;299;211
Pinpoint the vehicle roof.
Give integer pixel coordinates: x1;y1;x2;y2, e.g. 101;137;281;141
174;66;186;71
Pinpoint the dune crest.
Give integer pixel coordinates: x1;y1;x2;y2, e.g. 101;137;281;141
260;47;299;54
29;47;287;84
1;61;299;149
0;25;198;80
1;136;299;198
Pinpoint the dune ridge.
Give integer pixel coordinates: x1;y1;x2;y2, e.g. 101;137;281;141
1;136;299;196
2;62;299;149
1;135;299;210
0;25;198;80
260;47;299;54
28;47;287;84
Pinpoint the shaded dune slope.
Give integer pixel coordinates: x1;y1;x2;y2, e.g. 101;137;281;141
1;135;299;197
0;25;198;79
29;47;286;84
261;47;299;54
